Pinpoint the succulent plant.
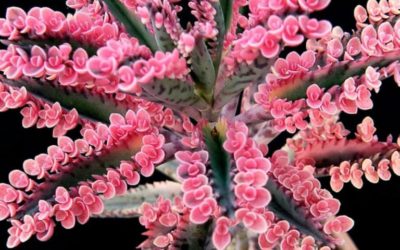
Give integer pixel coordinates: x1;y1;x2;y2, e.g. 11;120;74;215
0;0;399;249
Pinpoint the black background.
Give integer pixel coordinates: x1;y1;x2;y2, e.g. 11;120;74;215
1;0;400;249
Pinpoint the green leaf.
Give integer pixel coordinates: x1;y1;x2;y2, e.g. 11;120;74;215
1;38;97;56
102;0;158;52
214;56;271;112
273;50;400;101
209;2;226;71
295;138;396;169
141;78;209;120
266;179;330;244
203;121;235;217
219;0;234;30
191;38;216;103
0;76;128;123
17;134;144;219
95;181;181;218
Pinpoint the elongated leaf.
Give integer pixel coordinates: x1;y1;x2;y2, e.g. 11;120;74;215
191;38;216;103
214;56;271;111
102;0;158;52
1;38;97;56
219;0;234;30
1;76;129;123
18;135;144;219
203;121;235;216
266;179;330;244
295;138;396;169
272;50;400;101
95;181;182;218
210;2;226;71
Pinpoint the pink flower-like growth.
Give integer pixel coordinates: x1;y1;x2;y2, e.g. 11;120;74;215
255;9;400;134
231;25;281;64
221;121;272;244
176;150;219;224
259;220;291;249
291;117;400;193
0;82;81;137
212;217;232;250
235;208;268;233
299;16;332;39
282;16;304;46
261;149;354;248
356;116;377;142
0;108;167;247
298;0;331;12
138;197;186;249
323;216;355;235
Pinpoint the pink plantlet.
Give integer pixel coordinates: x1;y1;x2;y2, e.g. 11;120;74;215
298;0;331;12
356;116;377;142
306;84;323;109
299;16;332;39
212;217;232;250
235;208;268;233
189;197;218;224
282;16;304;46
323;216;355;234
259;220;290;248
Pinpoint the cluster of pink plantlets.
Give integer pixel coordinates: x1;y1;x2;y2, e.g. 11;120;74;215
1;0;400;249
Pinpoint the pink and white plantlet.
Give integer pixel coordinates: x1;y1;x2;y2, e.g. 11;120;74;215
1;0;400;249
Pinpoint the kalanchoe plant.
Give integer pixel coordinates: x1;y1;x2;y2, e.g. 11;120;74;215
1;0;400;248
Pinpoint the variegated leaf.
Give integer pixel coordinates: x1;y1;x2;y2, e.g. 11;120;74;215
0;76;128;123
266;179;330;245
191;38;216;103
214;56;271;112
95;181;182;218
18;135;144;219
271;50;400;101
141;78;209;119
